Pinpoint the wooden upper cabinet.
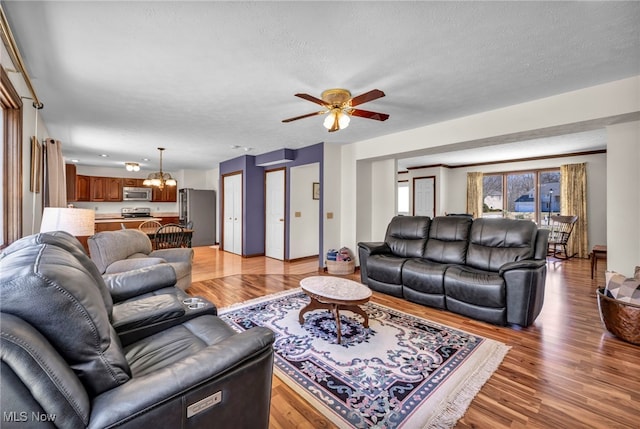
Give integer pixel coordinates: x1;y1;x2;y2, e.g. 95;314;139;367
106;177;123;201
123;178;145;187
90;176;123;202
66;164;91;202
76;176;91;201
151;184;178;202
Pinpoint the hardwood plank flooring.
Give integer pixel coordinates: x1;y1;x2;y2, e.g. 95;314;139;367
187;247;639;428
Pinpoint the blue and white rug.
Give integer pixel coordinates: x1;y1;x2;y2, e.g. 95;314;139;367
219;288;510;428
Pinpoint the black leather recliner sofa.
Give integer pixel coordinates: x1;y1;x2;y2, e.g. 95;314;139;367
358;215;549;327
1;232;275;428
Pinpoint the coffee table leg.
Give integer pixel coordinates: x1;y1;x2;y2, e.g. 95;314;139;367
299;297;326;324
347;305;369;328
333;305;342;344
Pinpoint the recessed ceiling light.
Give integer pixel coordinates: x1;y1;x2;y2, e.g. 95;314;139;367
142;158;150;162
71;159;79;163
100;154;109;158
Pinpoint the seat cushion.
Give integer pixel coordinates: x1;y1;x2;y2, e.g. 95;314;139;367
402;259;450;308
367;254;407;285
444;265;507;325
124;315;236;377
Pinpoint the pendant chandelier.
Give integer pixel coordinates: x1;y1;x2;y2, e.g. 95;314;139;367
143;147;176;190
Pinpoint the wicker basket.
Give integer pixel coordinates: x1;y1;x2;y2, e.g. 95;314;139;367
326;260;355;275
597;288;640;345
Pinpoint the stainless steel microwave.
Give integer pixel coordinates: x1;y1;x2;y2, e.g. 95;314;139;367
123;187;152;201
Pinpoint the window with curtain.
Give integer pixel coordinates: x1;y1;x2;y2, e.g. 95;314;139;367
480;168;561;224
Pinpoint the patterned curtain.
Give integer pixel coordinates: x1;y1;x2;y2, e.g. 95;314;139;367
466;172;483;218
560;163;588;258
44;138;67;207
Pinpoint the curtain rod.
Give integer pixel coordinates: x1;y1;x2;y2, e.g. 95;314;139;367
0;5;43;109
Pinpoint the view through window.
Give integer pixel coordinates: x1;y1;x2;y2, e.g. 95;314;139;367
482;169;560;224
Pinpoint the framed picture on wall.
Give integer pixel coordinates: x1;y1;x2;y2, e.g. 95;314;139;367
312;182;320;200
30;136;42;193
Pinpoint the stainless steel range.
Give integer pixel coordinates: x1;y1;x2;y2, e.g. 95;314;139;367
121;207;151;218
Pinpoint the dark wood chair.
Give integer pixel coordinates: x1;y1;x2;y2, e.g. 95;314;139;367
547;215;578;259
155;223;187;250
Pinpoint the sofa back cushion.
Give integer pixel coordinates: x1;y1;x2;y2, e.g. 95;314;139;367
466;218;537;272
384;216;431;258
424;216;473;264
89;229;153;273
2;231;114;315
0;243;131;396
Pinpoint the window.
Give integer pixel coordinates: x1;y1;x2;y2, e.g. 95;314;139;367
482;168;560;224
1;66;23;248
397;181;409;215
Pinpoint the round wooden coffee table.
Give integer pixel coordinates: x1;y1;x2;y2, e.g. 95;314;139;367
299;276;372;344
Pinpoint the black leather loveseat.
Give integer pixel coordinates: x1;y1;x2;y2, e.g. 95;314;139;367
358;215;549;327
1;232;275;428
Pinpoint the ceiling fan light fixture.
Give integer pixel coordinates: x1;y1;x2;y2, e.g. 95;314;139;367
323;108;350;132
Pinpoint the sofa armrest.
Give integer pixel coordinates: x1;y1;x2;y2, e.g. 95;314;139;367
111;294;186;332
105;257;168;274
503;263;547;326
103;264;178;302
357;242;389;285
149;247;194;264
499;259;546;275
88;326;275;429
358;241;389;256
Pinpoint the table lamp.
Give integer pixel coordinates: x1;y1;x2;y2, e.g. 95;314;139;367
40;207;95;252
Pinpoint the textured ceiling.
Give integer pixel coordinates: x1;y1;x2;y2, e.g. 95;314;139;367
2;1;639;171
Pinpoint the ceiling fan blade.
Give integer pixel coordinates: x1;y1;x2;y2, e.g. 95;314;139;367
294;93;330;107
350;109;390;121
349;89;385;107
282;111;326;123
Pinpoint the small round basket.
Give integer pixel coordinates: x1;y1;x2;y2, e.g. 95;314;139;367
596;288;640;345
326;260;355;275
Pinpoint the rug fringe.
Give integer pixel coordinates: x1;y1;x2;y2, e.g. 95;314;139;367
422;342;511;429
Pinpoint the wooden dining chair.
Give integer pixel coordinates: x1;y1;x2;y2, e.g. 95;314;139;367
138;220;163;231
154;224;187;250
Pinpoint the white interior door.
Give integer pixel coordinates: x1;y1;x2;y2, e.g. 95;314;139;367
223;173;242;255
414;176;435;217
265;169;285;260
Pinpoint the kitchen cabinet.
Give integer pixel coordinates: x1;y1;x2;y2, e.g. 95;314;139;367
66;164;91;202
76;176;91;201
90;177;123;202
152;185;178;202
123;178;145;187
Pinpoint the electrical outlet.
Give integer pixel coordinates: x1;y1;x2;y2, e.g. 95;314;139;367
295;211;301;217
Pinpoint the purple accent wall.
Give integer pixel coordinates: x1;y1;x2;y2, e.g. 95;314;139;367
219;143;324;263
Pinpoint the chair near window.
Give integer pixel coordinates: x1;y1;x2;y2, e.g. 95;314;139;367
155;223;187;250
547;215;578;259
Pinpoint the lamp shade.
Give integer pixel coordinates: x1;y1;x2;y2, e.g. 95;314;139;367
40;207;95;236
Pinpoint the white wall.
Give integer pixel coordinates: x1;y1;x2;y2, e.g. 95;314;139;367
344;77;639;270
323;143;342;265
371;159;397;241
289;163;319;259
606;121;640;276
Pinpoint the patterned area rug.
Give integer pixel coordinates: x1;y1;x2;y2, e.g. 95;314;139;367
219;288;510;428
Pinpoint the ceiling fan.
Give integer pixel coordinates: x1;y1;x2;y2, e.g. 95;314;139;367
282;88;389;132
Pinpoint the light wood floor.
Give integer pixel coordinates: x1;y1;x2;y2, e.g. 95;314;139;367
187;247;639;428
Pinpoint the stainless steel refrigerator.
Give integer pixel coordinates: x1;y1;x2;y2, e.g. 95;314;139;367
178;188;216;246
